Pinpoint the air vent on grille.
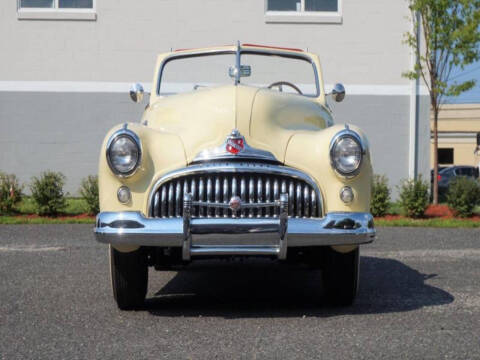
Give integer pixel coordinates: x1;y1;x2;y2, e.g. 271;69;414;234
150;171;321;219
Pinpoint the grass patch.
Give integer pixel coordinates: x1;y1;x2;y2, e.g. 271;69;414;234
1;197;93;224
0;215;94;225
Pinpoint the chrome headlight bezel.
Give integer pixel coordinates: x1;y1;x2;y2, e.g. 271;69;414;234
106;128;142;177
329;129;365;177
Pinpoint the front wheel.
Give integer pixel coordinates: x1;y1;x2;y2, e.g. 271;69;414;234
109;246;148;310
322;247;360;306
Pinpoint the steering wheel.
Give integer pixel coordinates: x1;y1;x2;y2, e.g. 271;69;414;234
267;81;303;95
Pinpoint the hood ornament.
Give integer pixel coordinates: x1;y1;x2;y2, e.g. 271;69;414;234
226;129;245;154
193;129;278;163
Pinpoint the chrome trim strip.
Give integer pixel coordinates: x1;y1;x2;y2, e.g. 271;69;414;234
190;246;280;256
190;200;282;209
94;211;376;251
156;47;321;98
147;162;324;218
234;41;241;85
193;129;278;163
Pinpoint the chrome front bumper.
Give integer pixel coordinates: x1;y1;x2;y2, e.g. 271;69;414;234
94;200;375;261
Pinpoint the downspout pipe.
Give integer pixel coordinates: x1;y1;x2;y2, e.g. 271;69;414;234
408;11;420;179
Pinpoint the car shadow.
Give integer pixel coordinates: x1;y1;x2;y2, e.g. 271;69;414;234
145;256;454;318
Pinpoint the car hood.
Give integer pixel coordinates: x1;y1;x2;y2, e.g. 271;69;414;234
147;84;331;163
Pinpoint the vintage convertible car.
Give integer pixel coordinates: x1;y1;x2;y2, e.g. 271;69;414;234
94;44;375;309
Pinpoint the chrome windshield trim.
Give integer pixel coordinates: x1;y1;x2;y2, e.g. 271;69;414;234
146;162;323;217
234;41;241;85
156;47;320;97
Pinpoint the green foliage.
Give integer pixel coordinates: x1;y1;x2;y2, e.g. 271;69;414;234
446;177;480;217
30;171;67;216
0;172;23;215
403;0;480;104
371;175;391;217
79;175;99;215
398;176;430;218
15;196;87;216
404;0;480;204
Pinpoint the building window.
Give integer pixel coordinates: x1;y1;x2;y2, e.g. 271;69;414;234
17;0;96;20
265;0;342;23
438;148;454;165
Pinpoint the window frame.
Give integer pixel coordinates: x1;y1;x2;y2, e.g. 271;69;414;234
17;0;97;21
265;0;342;24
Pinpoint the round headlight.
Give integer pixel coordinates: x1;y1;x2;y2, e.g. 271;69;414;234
106;130;141;176
331;133;363;176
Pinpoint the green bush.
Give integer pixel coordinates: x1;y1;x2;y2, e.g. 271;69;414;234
446;177;480;218
0;172;23;215
80;175;99;215
398;176;429;218
30;171;67;216
371;174;391;217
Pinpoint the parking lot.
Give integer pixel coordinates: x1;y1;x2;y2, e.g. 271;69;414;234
1;225;479;359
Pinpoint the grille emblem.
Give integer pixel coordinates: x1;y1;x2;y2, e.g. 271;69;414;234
226;129;245;154
229;196;242;211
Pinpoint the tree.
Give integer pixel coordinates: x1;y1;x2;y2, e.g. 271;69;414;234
403;0;480;204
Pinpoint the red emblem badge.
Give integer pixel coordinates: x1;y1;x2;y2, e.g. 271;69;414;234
226;137;244;154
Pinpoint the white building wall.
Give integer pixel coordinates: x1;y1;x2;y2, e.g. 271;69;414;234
1;1;411;85
0;1;428;197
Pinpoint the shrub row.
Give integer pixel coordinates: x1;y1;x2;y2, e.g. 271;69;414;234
371;174;480;218
2;169;479;218
0;171;98;216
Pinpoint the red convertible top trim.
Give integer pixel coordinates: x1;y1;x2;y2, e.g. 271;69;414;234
242;43;304;52
174;44;304;52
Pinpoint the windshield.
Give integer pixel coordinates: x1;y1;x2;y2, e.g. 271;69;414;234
158;51;319;97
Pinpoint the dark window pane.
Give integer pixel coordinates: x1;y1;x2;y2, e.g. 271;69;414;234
458;168;474;176
59;0;93;8
305;0;338;12
438;148;454;165
20;0;54;8
267;0;299;11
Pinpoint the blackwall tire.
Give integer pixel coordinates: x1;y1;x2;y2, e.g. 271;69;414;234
109;246;148;310
322;247;360;306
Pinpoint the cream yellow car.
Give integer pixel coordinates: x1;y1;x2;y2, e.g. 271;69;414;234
95;44;375;310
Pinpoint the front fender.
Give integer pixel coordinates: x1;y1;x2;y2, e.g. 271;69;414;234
98;123;187;214
285;124;372;213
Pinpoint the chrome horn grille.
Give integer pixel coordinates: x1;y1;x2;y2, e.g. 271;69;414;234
148;163;322;219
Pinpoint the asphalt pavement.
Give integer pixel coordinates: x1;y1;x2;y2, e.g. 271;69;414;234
0;225;479;359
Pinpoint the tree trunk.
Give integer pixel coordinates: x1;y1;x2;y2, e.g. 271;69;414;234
432;106;439;205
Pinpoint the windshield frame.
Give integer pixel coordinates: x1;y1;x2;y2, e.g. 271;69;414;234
156;48;320;98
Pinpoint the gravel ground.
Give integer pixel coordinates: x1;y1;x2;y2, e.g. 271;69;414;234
0;225;479;359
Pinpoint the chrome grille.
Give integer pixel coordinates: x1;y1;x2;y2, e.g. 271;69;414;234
149;165;322;219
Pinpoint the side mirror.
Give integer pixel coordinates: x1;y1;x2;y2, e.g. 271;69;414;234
331;83;345;102
129;83;144;103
